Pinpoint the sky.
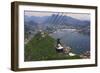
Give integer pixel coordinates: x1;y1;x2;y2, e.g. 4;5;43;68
24;11;90;20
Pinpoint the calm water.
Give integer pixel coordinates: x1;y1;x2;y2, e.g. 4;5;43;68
50;29;90;54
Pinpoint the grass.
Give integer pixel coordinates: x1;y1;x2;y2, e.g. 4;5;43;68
24;32;81;61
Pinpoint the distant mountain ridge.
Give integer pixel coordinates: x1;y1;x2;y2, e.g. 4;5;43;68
24;15;49;24
43;14;90;27
25;14;90;27
24;14;90;36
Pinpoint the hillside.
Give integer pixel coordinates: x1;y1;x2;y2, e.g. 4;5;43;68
24;32;81;61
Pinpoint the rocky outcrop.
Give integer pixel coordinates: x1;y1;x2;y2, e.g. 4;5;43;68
80;51;90;59
63;47;77;56
63;46;71;54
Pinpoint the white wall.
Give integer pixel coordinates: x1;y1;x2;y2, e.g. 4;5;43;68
0;0;99;73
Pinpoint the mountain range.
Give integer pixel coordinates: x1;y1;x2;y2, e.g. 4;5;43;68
24;14;90;35
25;14;90;27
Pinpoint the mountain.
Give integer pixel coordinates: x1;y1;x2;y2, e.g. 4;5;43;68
43;14;90;27
25;14;90;28
24;32;81;61
24;14;90;35
24;20;38;32
24;32;56;61
24;15;49;24
24;19;39;39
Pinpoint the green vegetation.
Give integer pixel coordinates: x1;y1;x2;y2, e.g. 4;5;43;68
24;32;81;61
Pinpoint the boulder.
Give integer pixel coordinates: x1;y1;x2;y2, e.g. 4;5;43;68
63;46;71;54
